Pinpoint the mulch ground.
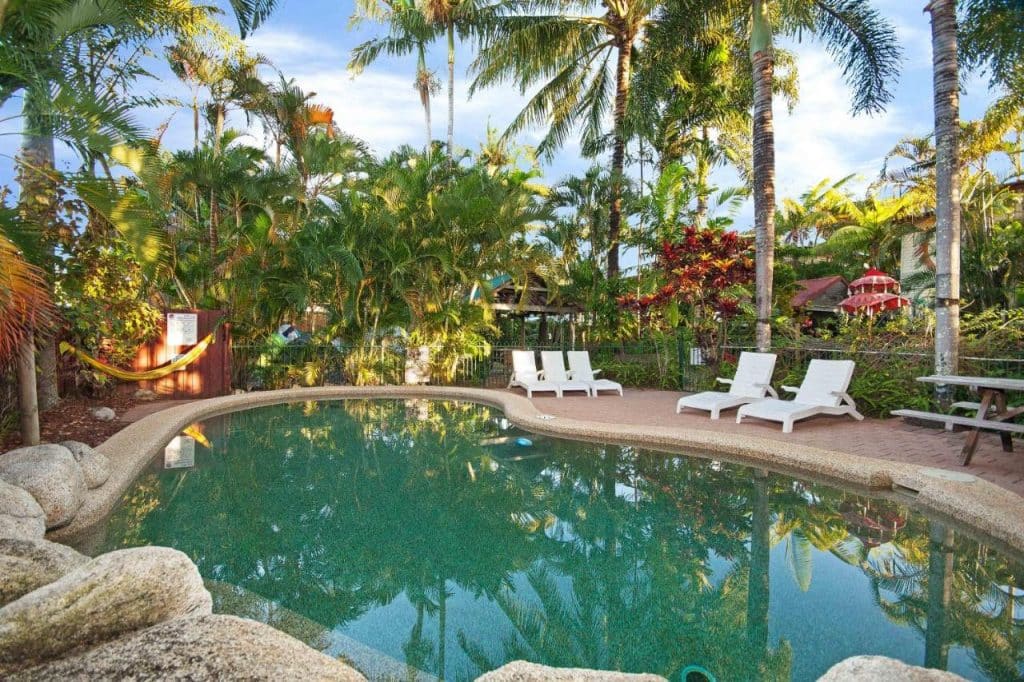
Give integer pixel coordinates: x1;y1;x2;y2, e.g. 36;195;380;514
1;390;140;451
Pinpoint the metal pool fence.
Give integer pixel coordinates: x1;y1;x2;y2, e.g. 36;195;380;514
233;341;1024;390
232;339;1024;418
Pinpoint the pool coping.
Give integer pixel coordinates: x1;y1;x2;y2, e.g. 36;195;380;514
48;386;1024;559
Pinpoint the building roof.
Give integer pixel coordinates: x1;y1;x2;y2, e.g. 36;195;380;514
469;272;580;315
792;275;847;309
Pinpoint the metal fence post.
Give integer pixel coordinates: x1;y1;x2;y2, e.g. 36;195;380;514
676;329;686;391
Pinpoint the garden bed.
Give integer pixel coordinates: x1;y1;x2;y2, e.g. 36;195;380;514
1;390;139;451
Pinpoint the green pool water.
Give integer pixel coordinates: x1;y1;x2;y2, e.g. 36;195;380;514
96;399;1024;681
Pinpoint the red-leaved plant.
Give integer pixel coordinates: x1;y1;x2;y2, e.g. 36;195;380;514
620;227;754;354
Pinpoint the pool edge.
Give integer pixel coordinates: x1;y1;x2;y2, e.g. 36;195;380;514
47;386;1024;558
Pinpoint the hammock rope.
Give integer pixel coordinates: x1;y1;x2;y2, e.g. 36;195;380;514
60;319;224;382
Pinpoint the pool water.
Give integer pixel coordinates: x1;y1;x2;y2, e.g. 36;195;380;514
97;400;1024;681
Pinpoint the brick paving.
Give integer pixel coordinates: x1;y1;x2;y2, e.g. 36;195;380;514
523;388;1024;498
120;399;196;423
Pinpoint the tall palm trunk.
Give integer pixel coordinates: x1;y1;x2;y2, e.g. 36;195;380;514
751;0;775;352
16;331;40;445
214;102;225;155
695;126;710;228
607;37;633;279
927;0;960;405
417;44;433;149
446;23;455;156
210;188;220;260
19;111;59;413
192;91;200;150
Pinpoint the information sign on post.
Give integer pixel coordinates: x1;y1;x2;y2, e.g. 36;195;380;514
166;313;199;347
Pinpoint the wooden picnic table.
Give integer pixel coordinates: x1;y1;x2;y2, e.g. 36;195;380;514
916;375;1024;465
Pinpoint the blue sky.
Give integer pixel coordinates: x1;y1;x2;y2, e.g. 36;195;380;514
0;0;1003;233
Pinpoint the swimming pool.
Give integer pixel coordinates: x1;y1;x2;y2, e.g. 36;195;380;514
95;399;1024;681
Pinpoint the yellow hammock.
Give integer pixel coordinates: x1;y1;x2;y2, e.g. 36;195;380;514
59;332;216;382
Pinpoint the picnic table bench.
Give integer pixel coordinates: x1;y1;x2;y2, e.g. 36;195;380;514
892;375;1024;466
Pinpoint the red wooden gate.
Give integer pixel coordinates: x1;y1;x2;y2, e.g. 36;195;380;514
133;310;231;398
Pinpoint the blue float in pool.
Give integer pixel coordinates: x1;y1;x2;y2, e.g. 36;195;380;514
514;437;533;447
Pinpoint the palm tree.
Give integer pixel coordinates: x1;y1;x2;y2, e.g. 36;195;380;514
472;0;661;278
0;0;152;438
926;0;960;404
920;0;1023;399
733;0;901;351
631;16;779;228
0;225;55;445
349;0;439;149
549;167;615;271
167;39;265;155
824;194;914;273
775;175;855;247
420;0;469;157
0;0;280;443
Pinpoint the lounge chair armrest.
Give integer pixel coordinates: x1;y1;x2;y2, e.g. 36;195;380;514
591;369;602;376
754;383;779;399
537;370;546;380
831;390;857;406
782;385;799;394
716;378;734;385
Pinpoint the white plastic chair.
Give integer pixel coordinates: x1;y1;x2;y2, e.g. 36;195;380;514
508;350;561;398
736;359;864;433
566;351;623;396
540;351;593;397
676;352;777;419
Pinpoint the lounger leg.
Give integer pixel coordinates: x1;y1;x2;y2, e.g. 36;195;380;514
850;409;864;421
736;412;744;424
710;406;720;420
782;418;793;434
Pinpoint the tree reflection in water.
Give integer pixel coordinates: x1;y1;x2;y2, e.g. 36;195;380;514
102;400;1024;681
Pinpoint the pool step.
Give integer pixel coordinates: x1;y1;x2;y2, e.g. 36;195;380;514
206;580;438;681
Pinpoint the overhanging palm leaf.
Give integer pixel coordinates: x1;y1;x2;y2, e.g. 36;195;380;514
228;0;279;38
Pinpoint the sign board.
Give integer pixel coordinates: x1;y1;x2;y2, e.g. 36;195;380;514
164;435;196;469
166;313;198;346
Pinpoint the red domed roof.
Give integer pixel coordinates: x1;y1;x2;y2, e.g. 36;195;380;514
849;267;899;291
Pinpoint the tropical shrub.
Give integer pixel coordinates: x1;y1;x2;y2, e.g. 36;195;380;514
62;237;163;369
621;226;755;360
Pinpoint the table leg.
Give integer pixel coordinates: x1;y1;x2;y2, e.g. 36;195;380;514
961;390;995;466
993;390;1013;453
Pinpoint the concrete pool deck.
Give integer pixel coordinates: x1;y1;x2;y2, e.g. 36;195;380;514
51;386;1024;562
527;388;1024;497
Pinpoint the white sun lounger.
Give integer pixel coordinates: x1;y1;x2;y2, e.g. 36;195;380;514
540;351;593;397
735;359;864;433
509;350;562;398
566;351;623;396
676;351;778;419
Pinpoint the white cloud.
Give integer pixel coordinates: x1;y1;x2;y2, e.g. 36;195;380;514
877;2;934;71
244;28;344;66
773;46;908;201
